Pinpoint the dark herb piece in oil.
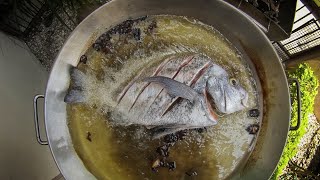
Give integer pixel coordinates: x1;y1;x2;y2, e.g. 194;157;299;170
86;131;92;142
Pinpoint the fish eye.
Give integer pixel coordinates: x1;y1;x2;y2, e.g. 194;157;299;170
229;78;238;86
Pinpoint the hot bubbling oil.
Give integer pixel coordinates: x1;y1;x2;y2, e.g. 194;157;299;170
67;15;260;180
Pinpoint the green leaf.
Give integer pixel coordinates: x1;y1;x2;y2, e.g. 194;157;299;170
272;63;319;179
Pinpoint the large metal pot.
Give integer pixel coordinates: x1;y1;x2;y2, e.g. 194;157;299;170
33;0;298;179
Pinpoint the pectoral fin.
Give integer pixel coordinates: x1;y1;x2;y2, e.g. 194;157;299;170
142;76;199;102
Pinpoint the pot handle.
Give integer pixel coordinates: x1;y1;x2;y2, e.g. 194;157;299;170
33;95;48;145
288;78;301;131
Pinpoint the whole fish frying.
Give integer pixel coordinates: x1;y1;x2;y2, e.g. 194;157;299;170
65;54;248;138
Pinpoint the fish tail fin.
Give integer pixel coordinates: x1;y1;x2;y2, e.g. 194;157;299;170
64;67;86;103
64;89;86;103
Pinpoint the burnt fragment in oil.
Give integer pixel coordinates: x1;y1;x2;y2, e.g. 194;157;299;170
110;19;134;34
97;32;111;42
186;170;198;176
164;133;178;143
248;109;260;117
132;28;141;41
136;16;148;22
164;130;187;143
79;55;87;64
147;20;157;33
86;131;92;142
196;127;207;133
246;124;260;134
156;144;170;157
92;43;102;51
167;161;176;171
101;41;114;54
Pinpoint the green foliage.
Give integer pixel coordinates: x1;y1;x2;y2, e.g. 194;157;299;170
272;63;319;179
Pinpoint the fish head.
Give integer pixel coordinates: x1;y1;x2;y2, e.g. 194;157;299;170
206;76;248;114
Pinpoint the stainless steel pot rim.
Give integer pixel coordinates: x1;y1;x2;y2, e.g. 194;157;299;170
42;0;290;179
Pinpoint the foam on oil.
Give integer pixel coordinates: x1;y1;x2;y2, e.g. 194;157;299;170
67;15;260;180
